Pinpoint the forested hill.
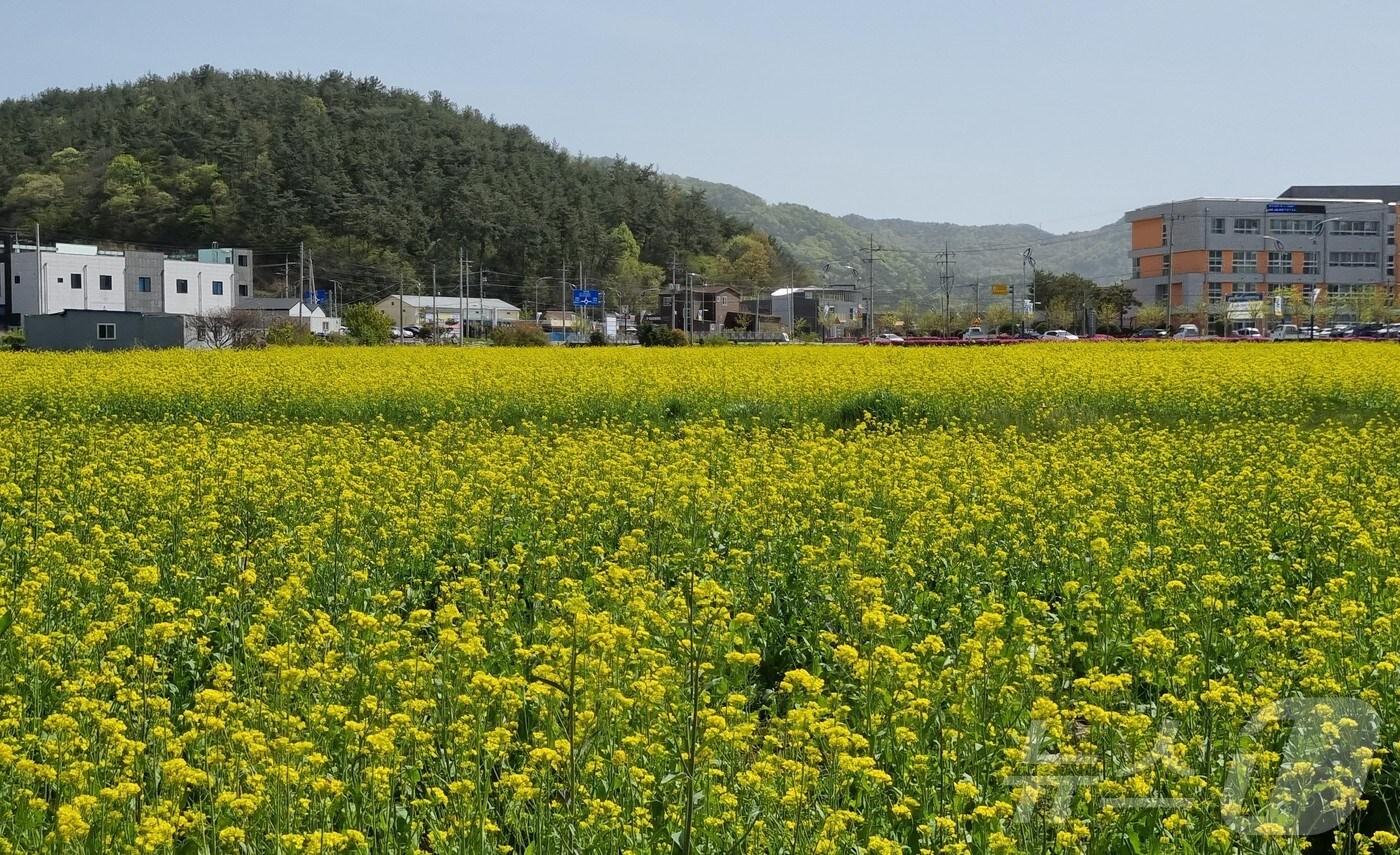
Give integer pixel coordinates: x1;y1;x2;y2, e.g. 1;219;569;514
0;68;745;302
667;174;1129;299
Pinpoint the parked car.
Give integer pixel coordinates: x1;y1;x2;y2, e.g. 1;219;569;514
962;326;989;340
1132;328;1167;338
1271;324;1304;341
872;332;905;344
1041;329;1079;341
1343;323;1385;338
1233;327;1263;339
1379;324;1400;339
391;327;416;340
1172;324;1201;339
1013;330;1042;340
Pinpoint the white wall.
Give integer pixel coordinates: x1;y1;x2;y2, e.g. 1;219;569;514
163;260;235;317
10;249;127;315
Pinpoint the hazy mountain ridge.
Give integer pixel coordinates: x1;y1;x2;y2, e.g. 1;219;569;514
669;174;1128;298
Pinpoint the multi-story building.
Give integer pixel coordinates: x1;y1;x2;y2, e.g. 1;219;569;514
9;243;128;316
759;283;865;338
658;285;744;335
196;247;254;301
1126;187;1400;329
6;242;239;347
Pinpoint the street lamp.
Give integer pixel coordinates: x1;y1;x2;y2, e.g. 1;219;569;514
1020;248;1036;333
1256;235;1286;335
1310;218;1344;340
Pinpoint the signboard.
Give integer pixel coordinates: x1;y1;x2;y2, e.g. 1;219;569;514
1227;292;1265;321
571;288;601;307
990;283;1009;296
1267;202;1326;214
303;290;329;306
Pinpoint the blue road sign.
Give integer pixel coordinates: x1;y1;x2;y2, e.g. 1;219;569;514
572;288;601;307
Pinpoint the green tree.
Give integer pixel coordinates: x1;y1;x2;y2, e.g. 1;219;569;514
1095;283;1140;330
343;303;392;345
603;223;664;321
1134;304;1168;330
3;172;67;229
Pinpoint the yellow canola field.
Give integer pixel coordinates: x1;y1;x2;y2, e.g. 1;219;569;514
0;344;1398;853
0;342;1398;427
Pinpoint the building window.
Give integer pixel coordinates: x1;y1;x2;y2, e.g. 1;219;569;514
1268;282;1285;297
176;279;189;294
97;323;116;340
1161;254;1171;276
1329;251;1380;268
212;281;224;296
1389;223;1396;245
138;276;152;292
1155;283;1169;304
1331;220;1379;237
70;273;83;290
1131;258;1141;279
1269;219;1320;235
12;275;19;284
238;282;249;297
100;274;113;291
1233;218;1261;235
1387;255;1395;276
1208;250;1223;272
1303;252;1320;275
196;326;207;342
1268;252;1291;274
1231;250;1257;273
1209;282;1223;302
1161;222;1168;246
1210;217;1226;235
238;254;249;267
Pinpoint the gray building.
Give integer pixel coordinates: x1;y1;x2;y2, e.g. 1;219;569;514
23;309;184;351
123;250;165;314
1126;187;1400;328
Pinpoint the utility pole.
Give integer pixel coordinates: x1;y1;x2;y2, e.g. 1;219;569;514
398;275;404;342
431;264;438;344
306;251;315;329
35;223;43;316
284;254;290;298
298;241;304;302
458;246;466;346
1021;248;1036;333
669;251;678;330
854;234;880;337
561;260;568;341
478;266;485;340
935;242;956;335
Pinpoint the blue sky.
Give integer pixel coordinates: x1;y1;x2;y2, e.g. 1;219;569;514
6;0;1397;232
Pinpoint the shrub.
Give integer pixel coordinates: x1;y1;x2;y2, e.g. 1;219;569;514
637;324;687;347
265;322;317;346
343;303;392;345
588;331;607;346
490;323;549;347
1;329;24;351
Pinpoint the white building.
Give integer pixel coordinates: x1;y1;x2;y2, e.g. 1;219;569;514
162;258;236;317
9;244;128;315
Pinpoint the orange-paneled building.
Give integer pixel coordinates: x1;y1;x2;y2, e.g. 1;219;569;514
1126;187;1400;331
